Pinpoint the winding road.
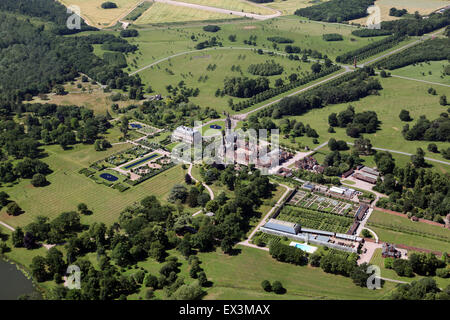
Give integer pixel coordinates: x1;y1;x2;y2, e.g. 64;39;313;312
187;163;215;216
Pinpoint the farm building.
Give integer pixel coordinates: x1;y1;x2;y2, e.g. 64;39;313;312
347;221;360;235
354;172;377;184
382;243;401;258
342;169;354;178
356;204;369;221
263;219;301;235
302;182;315;191
329;186;345;195
361;166;380;176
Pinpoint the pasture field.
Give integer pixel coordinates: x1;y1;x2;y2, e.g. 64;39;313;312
0;143;197;228
127;16;381;73
139;49;316;114
367;211;450;253
274;75;450;163
58;0;142;27
390;61;450;85
135;2;239;24
370;248;450;289
171;0;277;15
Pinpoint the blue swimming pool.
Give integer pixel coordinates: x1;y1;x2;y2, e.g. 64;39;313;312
100;173;119;182
210;124;222;130
290;242;317;253
123;153;159;169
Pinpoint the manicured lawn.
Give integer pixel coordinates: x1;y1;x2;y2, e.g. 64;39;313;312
367;210;450;253
0;144;196;228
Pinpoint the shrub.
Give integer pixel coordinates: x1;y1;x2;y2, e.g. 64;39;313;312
271;281;285;294
101;2;117;9
261;280;272;292
323;33;343;41
203;25;220;32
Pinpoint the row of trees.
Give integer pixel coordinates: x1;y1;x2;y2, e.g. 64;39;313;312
247;60;284;76
375;38;450;70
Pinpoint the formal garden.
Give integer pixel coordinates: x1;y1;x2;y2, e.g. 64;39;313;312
276;205;354;234
288;190;356;216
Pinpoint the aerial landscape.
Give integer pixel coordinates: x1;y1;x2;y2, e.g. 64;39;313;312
0;0;449;306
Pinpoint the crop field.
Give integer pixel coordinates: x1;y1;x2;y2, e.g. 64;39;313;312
350;0;449;25
390;61;450;85
135;2;239;24
58;0;142;27
274;75;450;163
367;210;450;252
171;0;277;15
277;205;353;233
265;0;322;15
0;143;196;228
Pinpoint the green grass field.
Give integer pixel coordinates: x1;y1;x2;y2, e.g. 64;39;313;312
390;61;450;85
125;245;396;300
0;143;197;228
138;48;316;114
274;75;450;164
367;210;450;253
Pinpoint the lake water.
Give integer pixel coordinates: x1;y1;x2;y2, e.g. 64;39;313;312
0;258;39;300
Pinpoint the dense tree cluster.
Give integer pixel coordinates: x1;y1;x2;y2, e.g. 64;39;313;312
390;278;450;300
351;29;393;37
322;150;362;176
0;14;138;102
269;242;308;265
295;0;374;23
247;60;284;76
375;38;450;70
402;113;450;142
267;36;293;43
0;0;96;35
101;2;118;9
336;35;405;64
120;29;139;38
375;162;450;221
195;37;221;50
380;11;450;36
328;105;380;138
322;33;343;41
389;7;408;17
203;25;221;33
223;77;270;98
